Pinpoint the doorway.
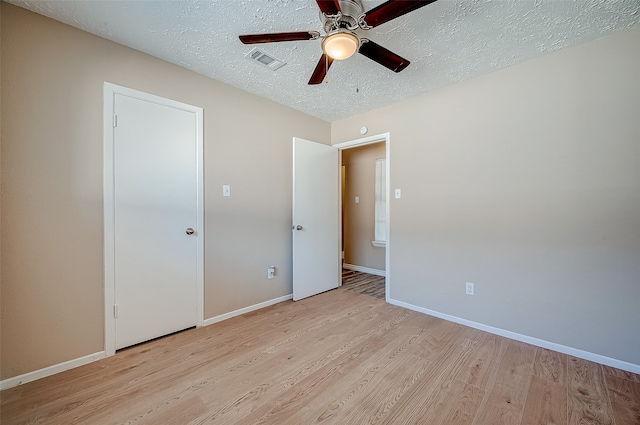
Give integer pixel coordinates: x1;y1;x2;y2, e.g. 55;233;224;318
291;133;390;302
341;142;386;269
335;133;390;301
103;83;204;355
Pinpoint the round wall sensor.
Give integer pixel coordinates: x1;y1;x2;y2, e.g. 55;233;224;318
360;126;368;135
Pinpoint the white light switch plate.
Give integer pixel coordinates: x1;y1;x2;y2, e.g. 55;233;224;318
223;185;231;197
355;196;359;203
395;189;401;199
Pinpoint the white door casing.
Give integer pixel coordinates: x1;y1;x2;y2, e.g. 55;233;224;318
334;133;391;301
292;137;341;301
103;83;204;355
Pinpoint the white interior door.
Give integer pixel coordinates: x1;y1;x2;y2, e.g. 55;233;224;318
112;92;200;350
292;137;340;301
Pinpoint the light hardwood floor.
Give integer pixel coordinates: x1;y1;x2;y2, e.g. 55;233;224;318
2;288;639;424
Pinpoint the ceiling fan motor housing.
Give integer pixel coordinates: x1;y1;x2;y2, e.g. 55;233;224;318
322;0;364;32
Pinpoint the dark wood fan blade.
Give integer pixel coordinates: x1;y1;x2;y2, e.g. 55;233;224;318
308;54;335;85
239;31;316;44
358;40;410;72
364;0;437;28
316;0;341;15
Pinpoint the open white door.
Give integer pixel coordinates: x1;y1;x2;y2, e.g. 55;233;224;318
292;137;340;301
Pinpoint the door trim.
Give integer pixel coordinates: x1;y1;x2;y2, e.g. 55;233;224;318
334;133;391;302
103;82;204;356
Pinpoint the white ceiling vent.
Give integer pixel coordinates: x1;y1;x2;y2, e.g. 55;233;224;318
246;48;286;71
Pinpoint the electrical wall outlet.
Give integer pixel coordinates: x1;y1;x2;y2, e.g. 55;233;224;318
268;266;275;279
465;282;474;295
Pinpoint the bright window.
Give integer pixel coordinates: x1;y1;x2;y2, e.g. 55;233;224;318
373;158;386;247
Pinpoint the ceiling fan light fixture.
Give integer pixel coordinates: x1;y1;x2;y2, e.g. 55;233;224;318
322;31;359;60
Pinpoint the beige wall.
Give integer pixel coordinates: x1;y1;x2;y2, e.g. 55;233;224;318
333;26;640;366
342;143;386;271
0;3;330;380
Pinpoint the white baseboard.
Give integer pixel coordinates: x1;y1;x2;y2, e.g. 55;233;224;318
0;351;105;390
203;294;293;327
387;297;640;375
343;263;386;277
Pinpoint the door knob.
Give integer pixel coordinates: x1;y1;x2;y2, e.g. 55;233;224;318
295;225;303;230
186;228;195;235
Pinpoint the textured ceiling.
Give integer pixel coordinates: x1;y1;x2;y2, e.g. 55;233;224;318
7;0;640;121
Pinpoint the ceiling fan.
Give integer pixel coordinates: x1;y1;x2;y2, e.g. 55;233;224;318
239;0;437;85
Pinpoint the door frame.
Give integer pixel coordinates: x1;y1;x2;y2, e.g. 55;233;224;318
102;82;204;356
334;132;391;301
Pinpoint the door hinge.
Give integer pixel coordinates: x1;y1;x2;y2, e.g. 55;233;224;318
114;304;119;318
113;114;118;128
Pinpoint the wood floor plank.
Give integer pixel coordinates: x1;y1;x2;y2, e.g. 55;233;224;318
134;394;209;425
567;356;614;425
534;347;568;386
470;340;537;425
312;353;433;425
375;324;484;424
222;308;439;425
604;372;640;425
431;379;486;425
520;375;567;425
291;334;432;424
186;305;412;424
453;331;510;390
289;314;449;425
228;335;401;425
